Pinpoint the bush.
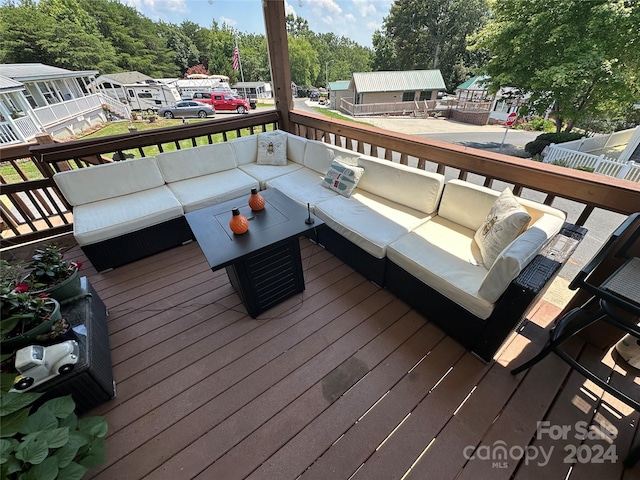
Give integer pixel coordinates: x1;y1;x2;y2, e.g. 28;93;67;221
525;139;552;157
576;165;595;173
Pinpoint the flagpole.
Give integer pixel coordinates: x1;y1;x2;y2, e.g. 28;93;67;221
235;37;245;85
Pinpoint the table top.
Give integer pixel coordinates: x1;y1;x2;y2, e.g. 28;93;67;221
185;188;323;270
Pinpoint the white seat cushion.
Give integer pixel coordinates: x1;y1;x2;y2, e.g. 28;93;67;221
166;169;259;213
238;161;303;190
315;190;432;259
265;167;339;208
73;186;183;246
387;216;494;319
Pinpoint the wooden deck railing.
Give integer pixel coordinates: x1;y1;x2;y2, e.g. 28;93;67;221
1;112;280;246
1;108;639;248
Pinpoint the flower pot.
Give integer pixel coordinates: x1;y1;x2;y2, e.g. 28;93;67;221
248;188;265;211
34;268;82;302
1;298;61;351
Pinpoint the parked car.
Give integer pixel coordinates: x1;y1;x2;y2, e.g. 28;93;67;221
309;90;320;101
11;341;79;392
192;92;251;114
158;101;216;119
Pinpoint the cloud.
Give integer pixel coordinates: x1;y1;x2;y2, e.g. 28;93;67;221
353;0;377;17
219;15;237;27
124;0;187;15
284;0;297;17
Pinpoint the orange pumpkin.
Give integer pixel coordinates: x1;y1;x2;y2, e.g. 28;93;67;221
248;188;265;211
229;208;249;234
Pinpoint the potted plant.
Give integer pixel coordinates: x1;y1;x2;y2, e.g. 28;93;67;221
0;260;62;353
23;244;82;302
0;382;108;479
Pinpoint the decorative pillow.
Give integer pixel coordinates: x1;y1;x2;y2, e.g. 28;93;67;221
473;188;531;268
321;159;364;197
257;131;287;166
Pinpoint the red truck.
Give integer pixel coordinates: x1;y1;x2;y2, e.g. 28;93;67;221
191;92;251;114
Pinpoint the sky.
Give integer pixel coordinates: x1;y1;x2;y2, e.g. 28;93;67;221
123;0;394;48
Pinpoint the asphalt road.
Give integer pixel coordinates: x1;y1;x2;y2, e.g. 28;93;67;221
293;98;626;280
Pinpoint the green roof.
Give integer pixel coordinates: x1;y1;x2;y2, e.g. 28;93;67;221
328;80;350;91
456;75;489;90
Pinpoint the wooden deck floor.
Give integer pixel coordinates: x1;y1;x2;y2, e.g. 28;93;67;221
42;238;640;479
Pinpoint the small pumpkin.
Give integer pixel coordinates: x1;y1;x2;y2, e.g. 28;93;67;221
229;208;249;234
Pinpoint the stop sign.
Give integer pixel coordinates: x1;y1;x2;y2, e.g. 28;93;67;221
505;112;518;127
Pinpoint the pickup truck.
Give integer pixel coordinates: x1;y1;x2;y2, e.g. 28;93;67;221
191;92;251;114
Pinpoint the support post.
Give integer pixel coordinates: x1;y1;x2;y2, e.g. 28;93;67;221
263;0;293;132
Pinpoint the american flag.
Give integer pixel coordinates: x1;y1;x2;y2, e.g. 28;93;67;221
233;45;239;71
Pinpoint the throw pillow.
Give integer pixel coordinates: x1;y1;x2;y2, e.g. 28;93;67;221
257;131;287;166
473;188;531;268
322;159;364;197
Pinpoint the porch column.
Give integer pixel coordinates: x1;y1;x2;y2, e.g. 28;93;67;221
263;0;293;132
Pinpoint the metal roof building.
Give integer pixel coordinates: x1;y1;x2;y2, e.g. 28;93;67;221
349;70;445;94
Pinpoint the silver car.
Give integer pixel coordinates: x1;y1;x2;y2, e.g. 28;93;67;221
158;101;216;119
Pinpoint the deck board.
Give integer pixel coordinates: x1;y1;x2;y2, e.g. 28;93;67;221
33;238;639;479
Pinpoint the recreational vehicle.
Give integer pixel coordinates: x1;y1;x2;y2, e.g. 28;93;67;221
124;82;181;112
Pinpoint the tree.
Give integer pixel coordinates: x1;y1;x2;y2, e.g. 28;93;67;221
471;0;640;133
373;0;490;90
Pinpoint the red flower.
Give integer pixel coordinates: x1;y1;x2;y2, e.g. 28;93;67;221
13;283;30;293
37;293;50;299
71;261;83;270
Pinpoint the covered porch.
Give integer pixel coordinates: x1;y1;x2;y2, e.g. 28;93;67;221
1;2;639;478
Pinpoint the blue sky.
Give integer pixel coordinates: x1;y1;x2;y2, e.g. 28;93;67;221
123;0;394;48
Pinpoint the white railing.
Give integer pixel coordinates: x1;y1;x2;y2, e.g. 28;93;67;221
338;98;492;117
558;128;638;153
33;93;107;127
13;116;42;141
543;144;639;182
0;122;21;145
100;95;131;119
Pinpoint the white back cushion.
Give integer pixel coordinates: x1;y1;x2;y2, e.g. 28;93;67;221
439;180;565;231
303;140;335;173
230;135;258;166
53;156;164;206
356;156;445;215
286;133;307;164
156;142;237;183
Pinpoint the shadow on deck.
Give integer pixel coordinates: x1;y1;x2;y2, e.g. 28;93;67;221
7;236;639;479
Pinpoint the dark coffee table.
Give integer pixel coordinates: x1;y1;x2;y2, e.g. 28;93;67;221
185;188;323;318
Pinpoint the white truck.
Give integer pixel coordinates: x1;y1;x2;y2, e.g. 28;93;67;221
11;341;79;392
124;82;181;113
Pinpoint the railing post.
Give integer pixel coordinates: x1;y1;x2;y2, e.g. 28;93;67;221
616;161;634;179
593;154;605;172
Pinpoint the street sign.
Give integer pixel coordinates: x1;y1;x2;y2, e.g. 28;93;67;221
505;112;518;127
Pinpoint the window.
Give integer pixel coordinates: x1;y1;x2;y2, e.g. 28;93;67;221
402;91;415;102
138;93;153;98
419;91;430;101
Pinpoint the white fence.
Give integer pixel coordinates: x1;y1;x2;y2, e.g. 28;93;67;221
558;128;637;153
543;144;639;182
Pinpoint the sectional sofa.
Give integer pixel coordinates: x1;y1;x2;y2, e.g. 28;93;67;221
52;130;585;360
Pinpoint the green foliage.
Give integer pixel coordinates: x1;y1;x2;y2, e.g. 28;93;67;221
514;117;555;132
0;384;108;480
373;0;491;90
524;132;583;156
471;0;640;133
575;165;595;173
24;245;77;290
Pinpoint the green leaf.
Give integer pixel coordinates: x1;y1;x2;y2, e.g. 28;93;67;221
30;456;59;480
0;408;30;438
58;461;88;480
77;417;108;438
58;412;77;431
41;427;69;449
4;455;22;475
52;442;80;469
1;373;19;393
15;435;49;465
0;437;18;463
66;431;88;450
19;407;58;435
75;439;105;469
0;391;42;417
40;396;75;419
